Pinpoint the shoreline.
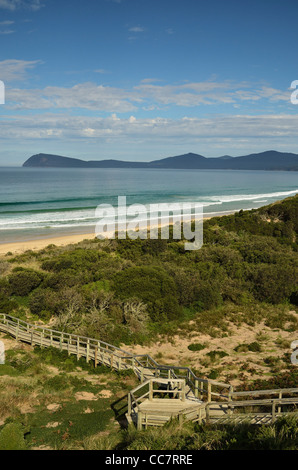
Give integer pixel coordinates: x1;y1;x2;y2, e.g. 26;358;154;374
0;210;236;256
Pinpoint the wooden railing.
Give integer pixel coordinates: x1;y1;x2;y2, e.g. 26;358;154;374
0;313;232;403
130;352;232;402
204;388;298;424
0;313;135;371
2;312;297;427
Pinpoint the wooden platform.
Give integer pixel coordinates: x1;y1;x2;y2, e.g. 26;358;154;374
139;398;201;413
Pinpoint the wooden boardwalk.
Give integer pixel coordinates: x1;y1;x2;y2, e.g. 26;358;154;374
1;313;298;429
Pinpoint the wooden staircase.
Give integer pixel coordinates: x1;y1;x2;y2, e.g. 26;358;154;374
1;313;298;428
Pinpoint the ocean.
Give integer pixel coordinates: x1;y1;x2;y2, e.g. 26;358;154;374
0;167;297;244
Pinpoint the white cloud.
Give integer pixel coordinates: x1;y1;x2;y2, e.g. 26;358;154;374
128;26;145;33
0;0;44;10
0;20;14;24
2;77;292;113
1;113;298;144
0;59;41;81
94;69;109;74
0;29;15;34
7;82;141;112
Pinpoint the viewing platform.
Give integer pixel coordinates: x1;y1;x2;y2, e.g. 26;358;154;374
127;378;205;429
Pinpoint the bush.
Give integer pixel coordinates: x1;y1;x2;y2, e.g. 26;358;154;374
206;350;228;361
0;292;18;313
193;281;223;311
113;266;182;321
29;287;84;318
249;263;297;304
0;423;26;450
8;269;43;296
188;343;206;352
248;342;262;352
41;248;101;273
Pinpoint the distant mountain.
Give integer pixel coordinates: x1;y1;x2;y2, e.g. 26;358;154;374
23;150;298;171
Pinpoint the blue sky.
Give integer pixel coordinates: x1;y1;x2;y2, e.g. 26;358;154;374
0;0;298;165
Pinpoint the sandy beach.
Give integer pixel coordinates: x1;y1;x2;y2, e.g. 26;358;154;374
0;210;237;256
0;232;98;256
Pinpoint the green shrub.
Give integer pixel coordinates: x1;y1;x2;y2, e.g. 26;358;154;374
234;342;262;353
0;292;18;313
114;266;182;321
8;269;43;296
248;341;262;352
249;263;297;304
193;281;223;311
0;423;26;450
206;350;228;361
41;248;101;273
208;369;219;380
188;343;206;352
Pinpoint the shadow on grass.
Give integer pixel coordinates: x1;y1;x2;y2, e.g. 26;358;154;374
111;394;129;429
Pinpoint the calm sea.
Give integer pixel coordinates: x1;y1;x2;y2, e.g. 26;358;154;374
0;167;297;243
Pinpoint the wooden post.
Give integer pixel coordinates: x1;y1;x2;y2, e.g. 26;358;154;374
149;380;153;401
198;407;202;424
50;331;53;347
86;339;90;363
228;386;234;416
77;337;80;360
128;393;132;416
94;347;98;368
195;379;199;399
278;392;282;415
206;403;210;424
181;381;186;402
199;380;204;401
16;319;20;340
207;382;212;403
137;412;142;430
68;335;72;356
272;401;276;423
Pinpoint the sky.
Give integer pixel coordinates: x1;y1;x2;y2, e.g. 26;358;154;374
0;0;298;165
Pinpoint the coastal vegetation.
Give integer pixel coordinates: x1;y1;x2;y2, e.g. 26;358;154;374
1;194;297;346
0;194;297;449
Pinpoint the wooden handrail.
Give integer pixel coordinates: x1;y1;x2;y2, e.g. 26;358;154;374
232;388;298;398
2;312;297;419
0;313;233;399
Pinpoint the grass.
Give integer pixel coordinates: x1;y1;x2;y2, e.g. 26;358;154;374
0;339;138;450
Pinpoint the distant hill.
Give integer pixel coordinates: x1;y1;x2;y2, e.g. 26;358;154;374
23;150;298;171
